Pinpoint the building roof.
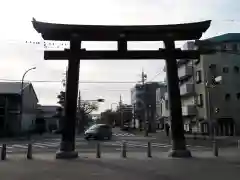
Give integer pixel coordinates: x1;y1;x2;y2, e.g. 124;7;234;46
202;33;240;43
0;82;30;94
38;105;60;112
0;82;38;102
32;19;211;41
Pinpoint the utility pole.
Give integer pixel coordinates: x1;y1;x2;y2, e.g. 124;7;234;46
141;69;148;136
77;91;82;134
133;103;136;129
119;95;123;128
141;68;147;85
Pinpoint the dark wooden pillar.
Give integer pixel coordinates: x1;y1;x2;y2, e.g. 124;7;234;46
164;40;191;158
56;35;80;159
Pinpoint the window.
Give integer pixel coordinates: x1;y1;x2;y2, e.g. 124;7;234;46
225;93;230;101
165;100;169;110
0;108;5;115
237;93;240;100
234;66;239;73
197;94;203;107
222;67;229;73
196;70;202;83
209;64;216;69
221;44;227;51
232;44;238;51
194;59;200;64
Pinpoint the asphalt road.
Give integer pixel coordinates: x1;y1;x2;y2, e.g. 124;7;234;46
0;128;216;155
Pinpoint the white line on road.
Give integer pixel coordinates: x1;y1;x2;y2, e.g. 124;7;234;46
6;146;14;149
34;142;59;147
11;144;28;149
32;143;47;148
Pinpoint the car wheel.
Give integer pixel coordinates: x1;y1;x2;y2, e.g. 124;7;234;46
85;137;89;141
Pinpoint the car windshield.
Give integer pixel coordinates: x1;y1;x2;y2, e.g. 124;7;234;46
88;124;99;130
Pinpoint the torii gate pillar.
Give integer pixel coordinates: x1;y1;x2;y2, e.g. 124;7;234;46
56;35;80;159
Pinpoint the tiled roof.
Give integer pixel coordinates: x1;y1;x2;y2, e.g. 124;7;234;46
203;33;240;43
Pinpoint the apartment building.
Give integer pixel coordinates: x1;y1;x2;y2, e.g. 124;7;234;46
0;82;38;136
155;85;167;129
161;33;240;135
131;82;165;132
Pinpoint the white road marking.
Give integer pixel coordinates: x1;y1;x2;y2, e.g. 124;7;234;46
32;143;46;148
113;133;135;137
34;142;59;147
6;146;14;149
12;144;28;149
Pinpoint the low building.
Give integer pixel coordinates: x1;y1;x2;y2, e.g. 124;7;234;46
100;110;117;126
0;82;38;136
37;105;60;132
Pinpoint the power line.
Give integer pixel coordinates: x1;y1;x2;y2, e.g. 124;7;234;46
0;79;137;84
148;71;164;82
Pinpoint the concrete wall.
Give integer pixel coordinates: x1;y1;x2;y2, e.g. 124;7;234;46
21;84;38;132
21;113;36;131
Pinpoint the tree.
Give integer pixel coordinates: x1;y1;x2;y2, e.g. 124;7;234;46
56;91;99;133
57;91;65;107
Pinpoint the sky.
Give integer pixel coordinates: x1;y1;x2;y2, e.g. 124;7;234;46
0;0;240;113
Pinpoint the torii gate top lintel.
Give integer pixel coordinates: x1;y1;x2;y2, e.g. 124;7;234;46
32;19;211;41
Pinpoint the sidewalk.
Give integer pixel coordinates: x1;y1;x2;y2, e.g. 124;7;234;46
1;149;240;180
0;133;61;143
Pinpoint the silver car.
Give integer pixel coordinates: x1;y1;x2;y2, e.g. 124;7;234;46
84;124;112;140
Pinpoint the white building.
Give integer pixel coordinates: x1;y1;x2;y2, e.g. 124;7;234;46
161;33;240;135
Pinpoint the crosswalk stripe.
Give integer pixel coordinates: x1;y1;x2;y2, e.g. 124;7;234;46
6;146;14;149
34;142;59;147
113;133;135;137
151;143;171;147
12;144;28;149
32;143;46;148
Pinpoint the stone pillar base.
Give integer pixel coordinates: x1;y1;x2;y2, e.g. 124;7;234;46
168;149;192;158
56;150;78;159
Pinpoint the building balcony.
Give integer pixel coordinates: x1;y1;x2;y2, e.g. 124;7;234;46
178;65;193;80
180;83;194;96
182;105;196;116
177;59;190;67
164;92;168;100
8;110;20;114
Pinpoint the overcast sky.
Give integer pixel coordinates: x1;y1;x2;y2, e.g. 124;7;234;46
0;0;240;113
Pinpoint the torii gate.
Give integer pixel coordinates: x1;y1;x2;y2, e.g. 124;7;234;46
32;19;211;159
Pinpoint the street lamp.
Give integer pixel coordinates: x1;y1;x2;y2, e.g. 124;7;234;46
206;75;222;141
81;99;105;103
19;67;36;136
